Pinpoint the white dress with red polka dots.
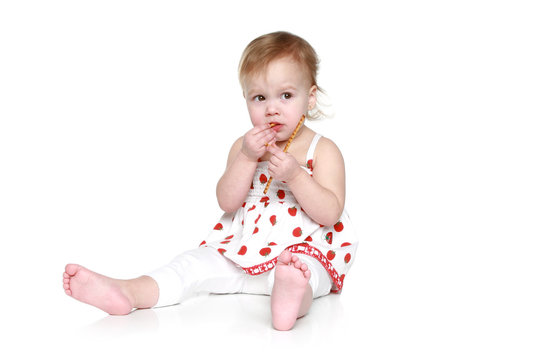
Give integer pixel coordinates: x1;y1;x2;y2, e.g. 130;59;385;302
202;134;358;292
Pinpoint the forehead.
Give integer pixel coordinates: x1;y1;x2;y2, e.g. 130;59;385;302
242;57;309;90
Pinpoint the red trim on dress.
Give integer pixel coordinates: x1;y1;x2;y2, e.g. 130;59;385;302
241;243;343;292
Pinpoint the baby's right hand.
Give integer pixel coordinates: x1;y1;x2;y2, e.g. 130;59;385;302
241;124;276;161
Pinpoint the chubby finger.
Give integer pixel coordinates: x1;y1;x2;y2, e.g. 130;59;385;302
268;162;276;174
246;125;264;136
253;123;274;135
266;143;278;154
254;129;276;144
268;154;280;168
273;149;288;162
266;143;284;156
262;132;276;146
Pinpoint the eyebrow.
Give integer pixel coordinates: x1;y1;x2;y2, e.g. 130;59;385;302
279;84;298;91
245;84;299;97
246;89;263;98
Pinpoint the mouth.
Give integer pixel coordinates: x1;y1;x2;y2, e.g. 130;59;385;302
269;122;283;131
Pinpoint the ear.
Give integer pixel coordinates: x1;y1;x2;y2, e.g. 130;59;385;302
308;85;317;110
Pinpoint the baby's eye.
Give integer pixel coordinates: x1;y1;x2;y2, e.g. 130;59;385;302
281;92;292;100
253;95;265;102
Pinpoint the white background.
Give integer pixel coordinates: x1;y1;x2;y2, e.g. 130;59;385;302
1;0;539;359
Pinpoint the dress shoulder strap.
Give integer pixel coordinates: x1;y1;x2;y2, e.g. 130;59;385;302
305;133;322;170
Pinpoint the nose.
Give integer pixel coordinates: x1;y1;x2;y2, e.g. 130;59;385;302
265;99;280;117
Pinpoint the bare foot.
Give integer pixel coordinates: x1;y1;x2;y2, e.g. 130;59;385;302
63;264;134;315
271;250;313;331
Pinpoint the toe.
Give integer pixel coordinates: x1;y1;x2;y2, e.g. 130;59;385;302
277;250;292;264
304;269;311;280
65;264;80;276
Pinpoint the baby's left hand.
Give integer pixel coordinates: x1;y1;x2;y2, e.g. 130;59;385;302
266;143;303;183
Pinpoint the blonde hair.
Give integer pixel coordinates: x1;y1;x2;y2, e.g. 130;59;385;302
238;31;327;120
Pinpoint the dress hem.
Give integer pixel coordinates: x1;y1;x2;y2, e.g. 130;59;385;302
240;243;345;293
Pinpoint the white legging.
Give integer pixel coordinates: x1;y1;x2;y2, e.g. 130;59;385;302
146;247;333;308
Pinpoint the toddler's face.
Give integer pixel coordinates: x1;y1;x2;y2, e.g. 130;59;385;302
243;57;316;141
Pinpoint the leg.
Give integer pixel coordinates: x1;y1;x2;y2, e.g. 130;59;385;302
145;247;247;308
63;247;245;314
270;250;313;331
63;264;158;315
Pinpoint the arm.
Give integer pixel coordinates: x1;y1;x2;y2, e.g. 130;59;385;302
216;125;276;213
216;137;257;213
267;137;345;226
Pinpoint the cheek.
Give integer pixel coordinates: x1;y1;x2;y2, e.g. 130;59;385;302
291;97;309;112
287;102;308;119
247;104;265;126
